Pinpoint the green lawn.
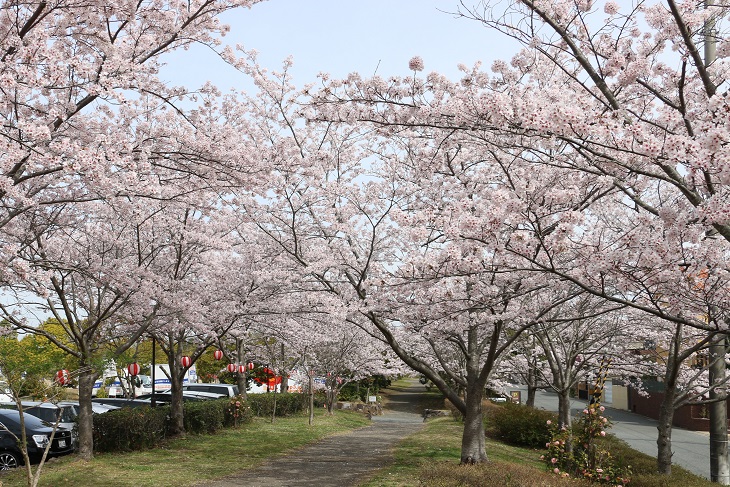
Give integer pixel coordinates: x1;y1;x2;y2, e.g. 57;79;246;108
0;410;370;487
362;416;717;487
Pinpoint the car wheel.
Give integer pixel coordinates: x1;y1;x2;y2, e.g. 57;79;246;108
0;451;19;470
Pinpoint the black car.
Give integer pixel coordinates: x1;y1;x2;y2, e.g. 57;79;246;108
0;409;74;469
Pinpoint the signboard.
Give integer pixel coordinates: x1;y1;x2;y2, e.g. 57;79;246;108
368;396;377;403
509;390;521;404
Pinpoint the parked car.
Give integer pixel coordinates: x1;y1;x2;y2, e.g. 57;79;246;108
91;398;153;409
0;402;78;448
57;401;119;415
182;383;239;397
0;409;74;469
135;391;226;403
106;374;153;398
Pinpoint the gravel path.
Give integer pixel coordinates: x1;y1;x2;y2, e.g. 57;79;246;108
198;379;425;487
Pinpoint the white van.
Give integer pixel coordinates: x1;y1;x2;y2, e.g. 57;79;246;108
94;373;153;398
151;364;197;392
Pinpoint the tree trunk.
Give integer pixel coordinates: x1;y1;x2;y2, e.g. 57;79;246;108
168;356;185;436
236;373;247;400
557;389;572;429
308;373;314;426
657;387;676;475
460;383;487;464
271;384;278;423
326;387;336;415
76;369;97;460
526;384;537;408
526;358;538;408
280;373;289;393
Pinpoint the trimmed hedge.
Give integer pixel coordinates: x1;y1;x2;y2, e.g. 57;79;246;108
486;402;557;448
184;399;226;434
92;396;255;453
246;393;307;417
93;405;170;452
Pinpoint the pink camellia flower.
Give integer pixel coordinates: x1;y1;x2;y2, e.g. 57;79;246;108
546;420;552;425
583;409;589;414
540;455;545;460
408;56;424;72
554;440;560;445
553;468;560;474
546;442;551;448
596;468;603;473
599;405;606;412
600;431;606;436
551;457;557;464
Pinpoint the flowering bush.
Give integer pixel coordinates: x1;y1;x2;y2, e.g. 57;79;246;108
542;403;631;485
225;395;252;427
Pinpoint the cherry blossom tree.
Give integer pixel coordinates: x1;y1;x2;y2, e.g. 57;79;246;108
213;53;594;464
0;198;169;458
0;0;263;230
304;0;730;474
521;294;631;429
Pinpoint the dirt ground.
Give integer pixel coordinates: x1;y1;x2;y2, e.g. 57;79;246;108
198;379;427;487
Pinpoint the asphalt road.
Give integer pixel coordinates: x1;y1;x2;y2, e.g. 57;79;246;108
525;387;711;480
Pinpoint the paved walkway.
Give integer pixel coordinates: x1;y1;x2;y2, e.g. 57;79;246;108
199;380;425;487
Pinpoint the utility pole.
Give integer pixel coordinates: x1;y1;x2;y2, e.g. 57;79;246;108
709;333;729;484
705;1;729;482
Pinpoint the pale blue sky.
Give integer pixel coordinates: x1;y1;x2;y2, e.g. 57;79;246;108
161;1;518;90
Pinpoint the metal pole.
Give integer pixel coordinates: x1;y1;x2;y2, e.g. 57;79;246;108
705;3;728;481
151;336;156;408
709;338;729;484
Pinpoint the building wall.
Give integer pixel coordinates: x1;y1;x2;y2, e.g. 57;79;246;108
611;384;629;410
627;387;730;432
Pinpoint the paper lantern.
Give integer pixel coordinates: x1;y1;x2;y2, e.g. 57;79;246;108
127;363;140;376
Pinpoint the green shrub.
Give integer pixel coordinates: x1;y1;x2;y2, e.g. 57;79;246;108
93;405;170;452
246;393;306;417
183;399;227;434
486;402;556;448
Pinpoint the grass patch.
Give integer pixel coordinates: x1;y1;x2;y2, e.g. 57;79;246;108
0;409;369;487
362;416;716;487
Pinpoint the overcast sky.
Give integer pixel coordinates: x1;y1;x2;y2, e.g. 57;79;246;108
161;0;519;90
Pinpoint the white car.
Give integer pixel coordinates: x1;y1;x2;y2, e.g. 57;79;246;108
182;383;239;397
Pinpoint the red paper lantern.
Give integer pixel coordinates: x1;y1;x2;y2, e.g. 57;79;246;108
56;369;70;385
238;364;246;373
226;363;237;373
247;362;254;370
180;356;192;368
127;363;140;376
213;350;223;361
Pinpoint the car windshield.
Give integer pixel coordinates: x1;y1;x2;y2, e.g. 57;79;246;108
0;410;54;430
25;406;76;423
